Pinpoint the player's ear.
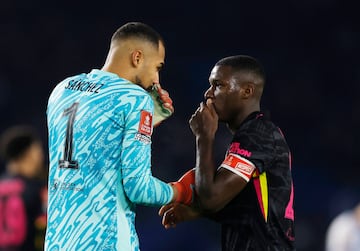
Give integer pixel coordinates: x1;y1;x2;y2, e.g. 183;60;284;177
240;83;255;98
131;50;143;68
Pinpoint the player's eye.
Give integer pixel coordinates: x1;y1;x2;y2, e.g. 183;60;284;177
213;81;221;87
157;63;164;72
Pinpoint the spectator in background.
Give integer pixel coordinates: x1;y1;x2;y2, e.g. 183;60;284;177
325;203;360;251
0;125;47;251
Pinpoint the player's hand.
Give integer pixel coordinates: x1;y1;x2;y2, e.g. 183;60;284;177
149;83;174;127
171;169;195;205
189;99;218;139
159;203;201;229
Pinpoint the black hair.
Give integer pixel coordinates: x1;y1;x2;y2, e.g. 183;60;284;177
0;125;39;161
216;55;266;83
111;22;164;49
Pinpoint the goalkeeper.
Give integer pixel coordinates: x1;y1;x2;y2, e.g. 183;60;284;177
45;22;192;251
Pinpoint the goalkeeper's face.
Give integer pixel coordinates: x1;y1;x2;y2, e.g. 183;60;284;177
205;65;246;122
135;41;165;90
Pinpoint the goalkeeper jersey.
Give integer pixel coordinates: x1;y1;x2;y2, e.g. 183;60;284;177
45;69;173;251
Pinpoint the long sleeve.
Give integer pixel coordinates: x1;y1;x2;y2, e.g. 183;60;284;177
121;93;173;206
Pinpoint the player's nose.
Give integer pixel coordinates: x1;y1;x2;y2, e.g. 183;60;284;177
204;86;214;100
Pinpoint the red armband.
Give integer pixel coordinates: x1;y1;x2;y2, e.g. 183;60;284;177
220;153;256;182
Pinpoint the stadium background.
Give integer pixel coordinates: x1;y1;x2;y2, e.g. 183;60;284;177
0;1;357;250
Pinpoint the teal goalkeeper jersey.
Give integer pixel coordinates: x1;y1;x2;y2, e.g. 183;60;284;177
45;69;173;251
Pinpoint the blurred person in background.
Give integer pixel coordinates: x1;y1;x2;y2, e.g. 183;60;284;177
0;125;47;251
325;203;360;251
160;55;295;251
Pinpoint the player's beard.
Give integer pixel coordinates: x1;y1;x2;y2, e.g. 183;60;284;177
134;76;149;90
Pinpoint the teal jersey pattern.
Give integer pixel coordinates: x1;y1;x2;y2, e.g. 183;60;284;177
45;69;173;251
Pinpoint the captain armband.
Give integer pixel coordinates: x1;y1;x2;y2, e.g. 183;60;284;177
220;153;256;182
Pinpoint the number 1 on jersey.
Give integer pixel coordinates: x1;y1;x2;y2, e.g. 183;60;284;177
59;102;79;169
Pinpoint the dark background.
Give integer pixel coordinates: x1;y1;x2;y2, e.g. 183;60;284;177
0;0;358;250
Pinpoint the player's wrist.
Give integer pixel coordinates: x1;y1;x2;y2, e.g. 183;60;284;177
170;181;192;205
196;135;215;144
170;169;195;205
170;182;179;203
170;182;180;202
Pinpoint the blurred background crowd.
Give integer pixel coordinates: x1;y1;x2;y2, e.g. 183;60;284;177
0;0;358;250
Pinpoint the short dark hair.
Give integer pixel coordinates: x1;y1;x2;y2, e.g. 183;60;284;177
216;55;266;83
0;125;39;161
111;22;164;49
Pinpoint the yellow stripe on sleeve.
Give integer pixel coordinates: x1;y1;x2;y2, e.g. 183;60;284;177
259;172;269;222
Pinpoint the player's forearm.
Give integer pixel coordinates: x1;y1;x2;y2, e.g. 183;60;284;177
194;136;221;212
121;145;173;205
123;175;173;206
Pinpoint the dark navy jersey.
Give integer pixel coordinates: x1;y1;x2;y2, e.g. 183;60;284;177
212;111;295;251
0;174;46;251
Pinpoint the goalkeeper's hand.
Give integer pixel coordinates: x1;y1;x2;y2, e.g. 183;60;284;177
171;169;195;205
149;83;174;127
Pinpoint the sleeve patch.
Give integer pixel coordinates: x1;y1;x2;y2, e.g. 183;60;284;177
220;153;256;182
138;110;152;136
